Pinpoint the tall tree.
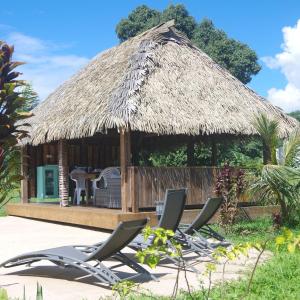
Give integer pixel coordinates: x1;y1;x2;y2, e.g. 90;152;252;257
160;4;196;39
192;19;261;84
116;5;261;84
116;5;160;42
20;83;39;112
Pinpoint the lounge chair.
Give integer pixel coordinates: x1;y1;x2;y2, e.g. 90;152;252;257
179;197;231;248
0;219;156;286
129;188;187;249
129;188;207;270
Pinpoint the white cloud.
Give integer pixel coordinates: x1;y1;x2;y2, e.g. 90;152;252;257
4;31;89;100
263;20;300;112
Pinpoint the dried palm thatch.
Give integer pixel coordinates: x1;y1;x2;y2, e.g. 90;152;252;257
22;20;297;145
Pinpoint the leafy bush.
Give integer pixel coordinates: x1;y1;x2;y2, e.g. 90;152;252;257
215;163;245;228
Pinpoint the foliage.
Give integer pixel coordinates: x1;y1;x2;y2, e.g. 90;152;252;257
0;282;44;300
192;19;261;84
254;114;279;164
160;4;196;39
116;5;160;42
135;226;181;269
0;41;31;208
215;163;245;228
283;126;300;167
148;147;187;167
112;280;139;299
275;227;300;253
195;251;300;300
0;147;22;208
117;218;300;300
217;138;263;169
250;116;300;225
20;83;39;112
115;4;261;84
0;289;8;300
199;225;300;300
288;110;300;122
35;282;43;300
143;138;263;168
0;42;31;147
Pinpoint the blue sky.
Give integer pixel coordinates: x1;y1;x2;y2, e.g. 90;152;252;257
1;0;300;112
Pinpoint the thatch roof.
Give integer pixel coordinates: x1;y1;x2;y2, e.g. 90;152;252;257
24;20;297;145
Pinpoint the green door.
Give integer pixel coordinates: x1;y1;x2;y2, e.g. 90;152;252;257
37;165;59;199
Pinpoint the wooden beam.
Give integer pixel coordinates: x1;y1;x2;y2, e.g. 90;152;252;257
58;140;69;206
28;146;36;198
120;127;131;212
187;137;195;166
20;146;29;203
211;137;217;166
130;167;139;213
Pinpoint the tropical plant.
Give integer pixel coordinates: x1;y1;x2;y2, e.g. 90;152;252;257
254;114;279;164
215;163;245;229
20;83;39;112
0;42;31;146
250;115;300;225
0;41;31;207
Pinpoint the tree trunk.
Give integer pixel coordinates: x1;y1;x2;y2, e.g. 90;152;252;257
277;194;289;224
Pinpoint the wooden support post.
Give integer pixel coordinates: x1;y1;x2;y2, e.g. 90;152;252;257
120;127;131;212
130;167;139;213
211;137;217;166
187;137;195;166
28;146;36;198
58;140;69;207
20;146;29;203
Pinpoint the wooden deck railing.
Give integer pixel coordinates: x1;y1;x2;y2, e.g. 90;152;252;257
125;166;220;212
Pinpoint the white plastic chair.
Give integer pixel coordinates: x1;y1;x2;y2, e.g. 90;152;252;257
92;167;121;207
70;168;89;205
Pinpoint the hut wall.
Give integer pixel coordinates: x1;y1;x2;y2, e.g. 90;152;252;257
27;136;120;198
125;166;250;211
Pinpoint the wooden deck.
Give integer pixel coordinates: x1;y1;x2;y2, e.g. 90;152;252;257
6;203;158;230
6;203;280;230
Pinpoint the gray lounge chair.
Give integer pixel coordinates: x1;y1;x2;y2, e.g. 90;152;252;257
129;188;208;269
0;219;156;286
129;188;187;249
179;197;230;248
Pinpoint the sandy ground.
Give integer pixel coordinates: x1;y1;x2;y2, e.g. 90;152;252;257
0;216;269;300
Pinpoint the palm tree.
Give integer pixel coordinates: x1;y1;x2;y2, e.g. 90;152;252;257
250;116;300;225
254;114;279;164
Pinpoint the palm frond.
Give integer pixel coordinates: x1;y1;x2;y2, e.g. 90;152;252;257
283;125;300;167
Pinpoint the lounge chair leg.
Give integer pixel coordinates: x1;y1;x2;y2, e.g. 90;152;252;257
201;225;226;241
114;252;158;282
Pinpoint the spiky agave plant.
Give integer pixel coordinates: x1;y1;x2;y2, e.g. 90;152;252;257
251;115;300;225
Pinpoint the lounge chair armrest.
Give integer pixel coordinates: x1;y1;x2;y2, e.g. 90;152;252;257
73;244;102;253
178;223;189;228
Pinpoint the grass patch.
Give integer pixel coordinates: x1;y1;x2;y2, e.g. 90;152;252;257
190;219;300;300
130;217;300;300
195;252;300;300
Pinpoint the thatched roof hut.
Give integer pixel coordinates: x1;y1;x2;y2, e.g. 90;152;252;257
24;21;297;145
